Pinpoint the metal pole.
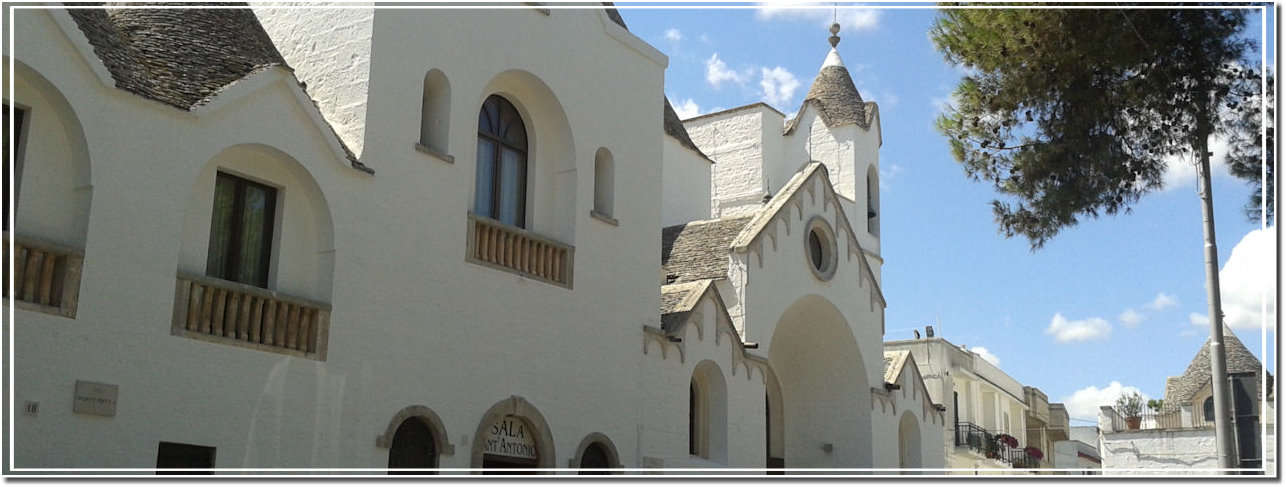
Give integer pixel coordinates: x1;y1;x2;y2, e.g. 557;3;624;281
1196;133;1238;472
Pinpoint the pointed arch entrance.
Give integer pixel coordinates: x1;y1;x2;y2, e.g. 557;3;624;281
767;295;871;469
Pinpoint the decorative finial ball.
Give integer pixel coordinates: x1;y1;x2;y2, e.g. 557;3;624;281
829;22;840;36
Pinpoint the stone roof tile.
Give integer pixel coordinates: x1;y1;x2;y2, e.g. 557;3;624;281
661;216;753;284
68;2;287;111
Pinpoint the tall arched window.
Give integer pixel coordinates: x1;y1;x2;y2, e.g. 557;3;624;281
1203;396;1215;423
476;95;528;228
689;378;702;457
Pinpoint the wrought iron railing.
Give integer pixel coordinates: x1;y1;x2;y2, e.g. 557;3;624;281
954;422;1038;467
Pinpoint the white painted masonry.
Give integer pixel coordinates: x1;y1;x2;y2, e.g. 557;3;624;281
7;4;944;475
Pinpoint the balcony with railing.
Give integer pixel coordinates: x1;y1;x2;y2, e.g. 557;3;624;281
466;213;573;288
4;234;83;318
172;273;331;360
954;422;1042;469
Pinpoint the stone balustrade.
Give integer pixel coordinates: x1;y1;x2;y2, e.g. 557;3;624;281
467;213;573;288
172;273;330;359
4;233;82;318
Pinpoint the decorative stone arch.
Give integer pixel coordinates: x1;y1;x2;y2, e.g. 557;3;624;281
475;70;577;244
470;395;557;471
567;432;623;471
375;405;455;456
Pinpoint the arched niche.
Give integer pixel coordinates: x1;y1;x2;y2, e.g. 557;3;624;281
419;68;451;156
690;359;729;464
592;147;615;220
475;70;576;244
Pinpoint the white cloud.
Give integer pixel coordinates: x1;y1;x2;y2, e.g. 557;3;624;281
1218;226;1277;330
1046;313;1111;342
1161;135;1234;190
1060;381;1149;421
705;53;749;89
672;98;701;120
1190;312;1210;327
1150;293;1178;311
756;2;881;32
1119;308;1144;328
759;66;801;107
970;346;1000;366
664;28;682;44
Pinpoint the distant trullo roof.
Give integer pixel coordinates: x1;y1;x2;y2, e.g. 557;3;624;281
1162;325;1272;407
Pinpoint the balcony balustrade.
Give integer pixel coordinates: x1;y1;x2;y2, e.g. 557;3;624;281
1107;406;1211;431
466;213;573;288
3;234;82;318
172;274;330;360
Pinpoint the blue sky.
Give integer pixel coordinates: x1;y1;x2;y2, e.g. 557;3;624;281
619;3;1276;425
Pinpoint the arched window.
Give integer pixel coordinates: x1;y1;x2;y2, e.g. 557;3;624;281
388;417;437;474
419;69;451;156
592;148;615;220
578;443;610;474
475;95;528;228
1203;396;1215;423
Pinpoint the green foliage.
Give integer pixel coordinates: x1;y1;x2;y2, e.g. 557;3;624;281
1225;72;1275;224
1116;391;1145;418
1147;398;1164;412
932;6;1267;247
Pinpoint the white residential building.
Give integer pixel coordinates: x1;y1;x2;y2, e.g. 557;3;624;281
5;3;945;475
885;332;1058;474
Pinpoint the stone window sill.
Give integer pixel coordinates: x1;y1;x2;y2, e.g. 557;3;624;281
590;210;618;227
414;142;455;164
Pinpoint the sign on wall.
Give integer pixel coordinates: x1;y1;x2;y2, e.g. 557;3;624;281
483;417;537;460
73;380;118;417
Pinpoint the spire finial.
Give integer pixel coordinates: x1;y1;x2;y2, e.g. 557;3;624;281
828;21;841;48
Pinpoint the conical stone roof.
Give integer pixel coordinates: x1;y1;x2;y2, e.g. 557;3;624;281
1162;325;1271;406
800;48;868;129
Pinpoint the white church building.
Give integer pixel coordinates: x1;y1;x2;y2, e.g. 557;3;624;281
5;3;947;474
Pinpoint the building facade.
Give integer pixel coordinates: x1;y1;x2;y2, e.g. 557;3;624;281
6;3;946;474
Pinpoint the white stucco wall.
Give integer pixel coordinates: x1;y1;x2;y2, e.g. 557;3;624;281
1100;429;1219;474
661;137;712;227
684;107;771;219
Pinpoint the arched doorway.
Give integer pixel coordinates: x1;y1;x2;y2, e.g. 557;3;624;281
471;396;555;474
898;411;922;472
570;432;621;474
388;418;436;474
767;295;871;468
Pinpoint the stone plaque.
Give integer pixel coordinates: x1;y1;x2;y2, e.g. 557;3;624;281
73;380;118;417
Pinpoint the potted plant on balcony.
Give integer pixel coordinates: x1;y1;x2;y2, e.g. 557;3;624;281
1116;391;1145;429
